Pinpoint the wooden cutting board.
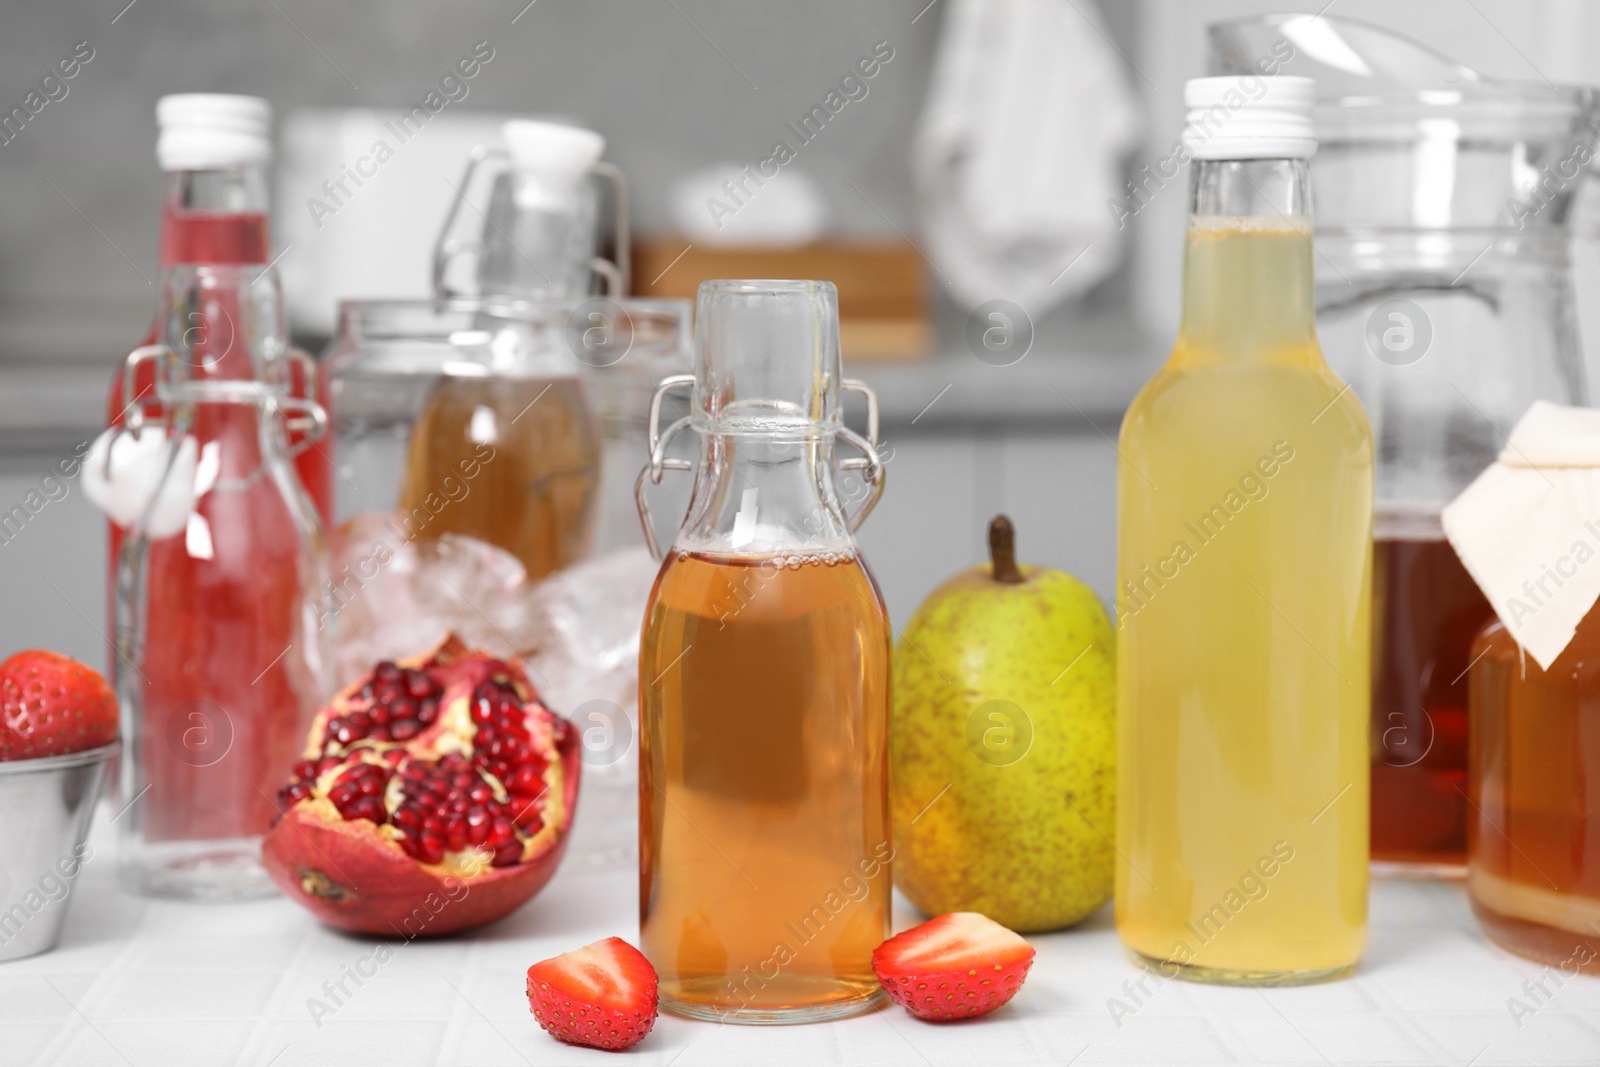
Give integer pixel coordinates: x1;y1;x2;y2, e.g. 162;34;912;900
630;238;931;361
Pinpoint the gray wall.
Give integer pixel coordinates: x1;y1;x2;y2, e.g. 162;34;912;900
0;0;1138;360
0;1;939;357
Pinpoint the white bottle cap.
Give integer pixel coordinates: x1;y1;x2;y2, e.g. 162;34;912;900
1182;76;1316;160
502;119;604;196
156;94;272;171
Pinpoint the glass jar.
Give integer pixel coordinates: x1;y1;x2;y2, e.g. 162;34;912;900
320;298;687;869
1468;615;1600;973
1212;14;1596;873
636;280;890;1023
320;297;687;561
114;265;332;900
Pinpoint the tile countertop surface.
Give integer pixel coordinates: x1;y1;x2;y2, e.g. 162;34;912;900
7;814;1600;1067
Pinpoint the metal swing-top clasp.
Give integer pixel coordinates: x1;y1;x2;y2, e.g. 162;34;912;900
116;343;328;454
633;374;886;560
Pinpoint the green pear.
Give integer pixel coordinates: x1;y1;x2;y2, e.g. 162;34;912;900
891;515;1116;932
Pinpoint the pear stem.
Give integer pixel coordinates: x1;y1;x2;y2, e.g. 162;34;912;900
989;515;1025;584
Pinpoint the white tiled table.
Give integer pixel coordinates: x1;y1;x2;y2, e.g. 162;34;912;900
8;814;1600;1067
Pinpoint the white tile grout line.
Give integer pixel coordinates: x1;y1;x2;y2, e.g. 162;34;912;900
40;900;152;1063
243;918;322;1065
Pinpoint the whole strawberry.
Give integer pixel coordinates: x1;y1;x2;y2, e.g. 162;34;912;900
527;937;658;1051
0;650;118;760
872;912;1036;1021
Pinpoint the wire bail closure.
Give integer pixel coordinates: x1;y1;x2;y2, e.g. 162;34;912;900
115;343;328;456
633;374;886;560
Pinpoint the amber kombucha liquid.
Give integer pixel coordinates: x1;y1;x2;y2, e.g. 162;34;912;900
639;551;891;1021
1468;619;1600;974
400;375;600;580
1370;535;1492;868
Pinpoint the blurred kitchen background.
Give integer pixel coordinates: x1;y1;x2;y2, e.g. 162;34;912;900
4;0;1600;670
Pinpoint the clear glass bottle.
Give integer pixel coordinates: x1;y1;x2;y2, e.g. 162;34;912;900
378;120;629;579
1210;15;1595;873
1115;78;1373;985
114;264;332;900
106;94;333;586
431;119;626;302
636;280;890;1022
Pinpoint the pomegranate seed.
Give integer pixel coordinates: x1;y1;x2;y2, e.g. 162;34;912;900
418;829;445;865
391;720;419;741
422;814;445;834
374;680;402;704
444;816;468;852
505;764;539;794
405;671;436;699
491;838;523;867
465;806;490;844
369;727;392;742
349;796;387;823
468;783;493;804
393;806;421;830
487;816;515;845
370;705;391;726
509;796;544;830
278;782;314;809
418;700;439;725
375;661;400;683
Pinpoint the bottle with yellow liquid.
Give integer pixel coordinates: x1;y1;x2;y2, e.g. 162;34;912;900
1115;76;1373;985
636;280;891;1023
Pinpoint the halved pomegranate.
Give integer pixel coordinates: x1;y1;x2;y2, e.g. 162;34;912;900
261;634;580;936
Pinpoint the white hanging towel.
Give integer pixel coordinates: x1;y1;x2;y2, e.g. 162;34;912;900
914;0;1141;316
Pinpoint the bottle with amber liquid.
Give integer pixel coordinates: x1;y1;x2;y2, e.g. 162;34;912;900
400;120;624;579
637;280;890;1022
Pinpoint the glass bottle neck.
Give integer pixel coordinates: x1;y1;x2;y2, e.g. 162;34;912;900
154;265;290;388
477;172;599;300
1177;158;1316;361
159;166;271;267
676;433;854;559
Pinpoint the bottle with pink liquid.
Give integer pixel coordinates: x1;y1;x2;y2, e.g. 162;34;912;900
103;96;333;899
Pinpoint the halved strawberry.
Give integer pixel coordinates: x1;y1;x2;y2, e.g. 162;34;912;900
0;650;118;761
872;912;1036;1021
526;936;659;1050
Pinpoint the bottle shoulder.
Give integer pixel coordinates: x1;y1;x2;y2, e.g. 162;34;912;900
1122;347;1371;451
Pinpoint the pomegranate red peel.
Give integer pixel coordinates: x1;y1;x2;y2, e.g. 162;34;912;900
262;634;581;936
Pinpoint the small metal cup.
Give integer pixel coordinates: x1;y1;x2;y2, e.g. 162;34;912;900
0;741;118;962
